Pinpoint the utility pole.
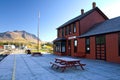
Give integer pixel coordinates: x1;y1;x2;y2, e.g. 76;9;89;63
37;11;40;52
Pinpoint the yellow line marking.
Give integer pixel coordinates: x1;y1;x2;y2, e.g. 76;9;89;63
12;55;16;80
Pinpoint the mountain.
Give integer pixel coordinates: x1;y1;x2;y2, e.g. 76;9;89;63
0;30;41;43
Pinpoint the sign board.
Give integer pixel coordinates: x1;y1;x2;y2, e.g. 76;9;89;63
68;36;76;39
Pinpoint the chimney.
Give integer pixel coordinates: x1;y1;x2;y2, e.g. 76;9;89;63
92;2;96;9
81;9;84;15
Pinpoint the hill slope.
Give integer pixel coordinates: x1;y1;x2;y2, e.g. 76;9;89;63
0;30;41;43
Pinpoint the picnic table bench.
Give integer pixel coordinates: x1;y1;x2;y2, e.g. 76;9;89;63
50;57;86;72
50;62;66;72
31;52;42;56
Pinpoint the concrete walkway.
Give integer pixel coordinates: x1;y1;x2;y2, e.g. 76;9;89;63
0;54;120;80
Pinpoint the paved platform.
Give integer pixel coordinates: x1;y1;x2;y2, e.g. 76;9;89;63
0;54;120;80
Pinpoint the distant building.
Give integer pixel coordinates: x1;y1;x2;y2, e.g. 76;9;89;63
0;46;3;49
4;45;15;50
53;2;120;63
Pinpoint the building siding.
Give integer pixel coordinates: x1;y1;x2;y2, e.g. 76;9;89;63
106;33;120;63
76;38;86;57
86;37;96;59
80;11;106;34
65;21;80;38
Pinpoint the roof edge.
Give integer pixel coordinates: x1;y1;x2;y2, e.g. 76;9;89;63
56;7;108;29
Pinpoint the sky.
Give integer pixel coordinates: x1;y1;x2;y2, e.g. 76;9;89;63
0;0;120;42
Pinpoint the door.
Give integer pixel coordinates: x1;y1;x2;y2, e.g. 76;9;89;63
68;40;71;56
96;36;106;60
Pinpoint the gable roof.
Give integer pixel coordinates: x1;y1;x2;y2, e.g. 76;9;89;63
57;7;108;29
79;16;120;38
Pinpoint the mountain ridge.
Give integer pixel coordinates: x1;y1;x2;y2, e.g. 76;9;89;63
0;30;41;43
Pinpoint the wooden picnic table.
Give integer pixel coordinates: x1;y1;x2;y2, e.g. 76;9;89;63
50;57;86;72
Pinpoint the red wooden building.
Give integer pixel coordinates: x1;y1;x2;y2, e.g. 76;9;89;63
53;2;120;63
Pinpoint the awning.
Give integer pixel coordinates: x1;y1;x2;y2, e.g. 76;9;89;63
53;37;66;42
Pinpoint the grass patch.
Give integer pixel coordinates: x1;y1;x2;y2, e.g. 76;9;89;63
31;48;53;53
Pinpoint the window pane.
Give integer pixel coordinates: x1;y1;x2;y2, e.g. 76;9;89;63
96;36;105;44
69;25;71;34
74;40;77;53
62;46;65;52
55;42;61;52
67;26;69;34
57;29;60;37
62;28;64;37
86;38;90;53
96;37;100;44
61;42;66;52
100;36;105;44
74;40;77;46
73;23;76;33
65;26;68;35
86;38;90;45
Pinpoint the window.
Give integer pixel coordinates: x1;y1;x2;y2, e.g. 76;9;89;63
55;42;61;52
57;29;60;37
61;41;66;52
67;26;69;35
69;25;71;34
54;41;66;53
65;26;69;35
64;27;65;35
74;39;77;53
86;37;90;53
96;36;105;45
65;27;67;35
73;23;76;33
69;24;72;34
62;28;64;37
